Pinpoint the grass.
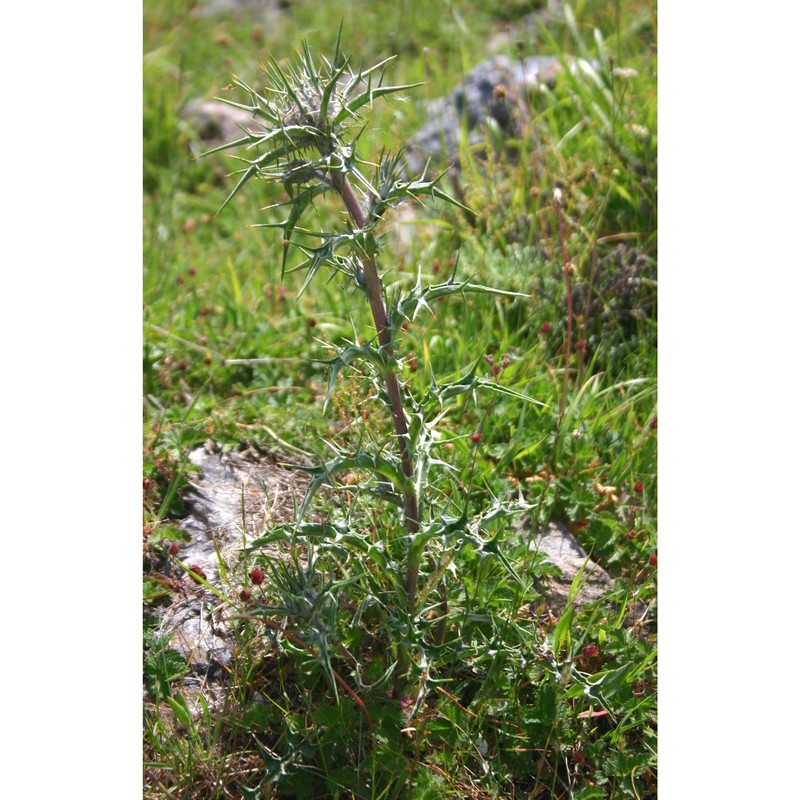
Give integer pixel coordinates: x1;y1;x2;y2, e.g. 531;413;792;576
144;1;657;797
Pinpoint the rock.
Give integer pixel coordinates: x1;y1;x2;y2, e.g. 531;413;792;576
181;53;585;175
147;443;645;710
194;0;284;20
403;54;566;175
521;518;651;629
178;441;309;577
150;441;311;678
527;519;616;611
180;98;262;157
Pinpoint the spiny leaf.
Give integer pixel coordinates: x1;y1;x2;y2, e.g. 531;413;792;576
197;134;254;159
394;277;529;326
258;183;330;276
294;451;412;522
336;54;397;104
334;81;423;126
267;54;306;116
423;358;481;404
318;341;396;412
213;140;299;214
215;162;260;215
474;379;548;408
318;49;348;122
301;39;322;95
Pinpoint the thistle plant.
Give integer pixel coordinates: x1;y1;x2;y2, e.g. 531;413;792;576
206;31;530;689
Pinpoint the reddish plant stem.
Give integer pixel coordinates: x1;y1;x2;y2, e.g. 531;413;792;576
329;171;421;605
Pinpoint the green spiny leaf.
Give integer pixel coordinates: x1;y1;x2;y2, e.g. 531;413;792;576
215;162;260;214
319;340;396;412
294;451;412;522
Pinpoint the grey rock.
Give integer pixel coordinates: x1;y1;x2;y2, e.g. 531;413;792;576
404;54;603;176
148;446;645;710
181;53;587;176
404;54;564;175
177;441;309;577
151;442;310;678
179;98;262;157
532;519;591;560
527;519;616;611
194;0;283;20
157;596;234;675
520;518;651;630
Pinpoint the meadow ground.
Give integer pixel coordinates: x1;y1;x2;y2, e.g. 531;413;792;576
144;2;657;797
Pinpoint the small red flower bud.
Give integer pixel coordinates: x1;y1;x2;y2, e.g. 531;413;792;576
188;266;197;276
649;554;658;567
199;306;211;316
307;317;317;328
249;568;265;586
576;339;587;352
177;274;185;285
650;417;658;429
573;749;586;765
401;321;410;331
168;542;180;556
634;480;644;493
627;529;637;540
541;321;551;333
433;260;441;273
204;355;212;364
471;432;482;444
188;565;207;584
239;589;252;602
184;217;197;232
582;644;599;658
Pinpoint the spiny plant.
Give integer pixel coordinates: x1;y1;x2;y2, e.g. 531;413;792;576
205;28;535;689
